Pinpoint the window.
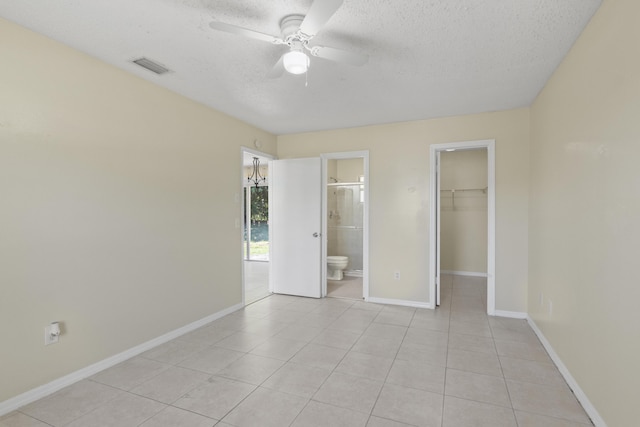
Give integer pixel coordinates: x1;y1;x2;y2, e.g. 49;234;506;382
244;186;269;261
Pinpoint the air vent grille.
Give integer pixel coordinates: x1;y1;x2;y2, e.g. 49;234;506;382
132;58;170;75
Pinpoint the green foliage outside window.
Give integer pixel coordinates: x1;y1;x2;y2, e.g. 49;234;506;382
245;186;269;242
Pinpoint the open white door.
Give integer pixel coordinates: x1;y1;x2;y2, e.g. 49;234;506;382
270;157;322;298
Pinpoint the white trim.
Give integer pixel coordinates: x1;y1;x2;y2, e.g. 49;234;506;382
429;139;496;314
527;317;606;427
435;150;441;306
367;297;433;310
493;310;527;319
0;302;243;417
441;270;488;278
321;151;370;301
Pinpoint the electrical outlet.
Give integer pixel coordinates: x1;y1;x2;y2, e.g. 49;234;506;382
394;271;401;280
44;325;59;346
548;300;553;315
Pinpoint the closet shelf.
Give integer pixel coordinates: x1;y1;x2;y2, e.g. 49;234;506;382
328;182;363;186
441;187;487;207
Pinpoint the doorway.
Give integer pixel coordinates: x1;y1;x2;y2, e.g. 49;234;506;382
268;153;369;300
322;151;370;300
429;140;495;314
241;148;274;305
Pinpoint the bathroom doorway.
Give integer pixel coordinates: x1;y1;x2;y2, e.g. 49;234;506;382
322;151;369;300
241;148;274;305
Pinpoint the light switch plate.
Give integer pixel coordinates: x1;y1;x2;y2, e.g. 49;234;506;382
44;325;59;346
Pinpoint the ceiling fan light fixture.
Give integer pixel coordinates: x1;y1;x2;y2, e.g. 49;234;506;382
283;50;309;75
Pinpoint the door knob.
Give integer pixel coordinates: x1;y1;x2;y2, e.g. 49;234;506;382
313;232;320;237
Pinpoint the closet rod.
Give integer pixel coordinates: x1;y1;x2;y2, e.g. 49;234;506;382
440;187;487;193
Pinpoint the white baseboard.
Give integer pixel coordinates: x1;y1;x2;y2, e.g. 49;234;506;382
366;297;433;310
441;270;488;277
493;310;527;319
0;302;244;417
527;317;606;427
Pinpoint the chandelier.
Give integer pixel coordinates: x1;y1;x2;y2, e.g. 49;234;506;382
248;157;266;188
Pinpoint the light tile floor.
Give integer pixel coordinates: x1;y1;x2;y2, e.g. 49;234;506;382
244;261;270;305
1;275;593;427
327;276;363;300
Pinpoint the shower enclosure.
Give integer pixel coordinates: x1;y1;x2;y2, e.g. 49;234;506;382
327;181;364;274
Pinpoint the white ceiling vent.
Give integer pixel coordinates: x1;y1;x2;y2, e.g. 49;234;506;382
132;57;170;75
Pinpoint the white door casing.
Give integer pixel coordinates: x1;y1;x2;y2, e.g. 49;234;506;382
435;150;441;306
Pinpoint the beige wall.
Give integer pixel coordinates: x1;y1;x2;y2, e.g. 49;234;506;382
0;18;276;402
528;0;640;424
336;158;364;183
327;159;338;183
278;109;529;309
440;149;488;273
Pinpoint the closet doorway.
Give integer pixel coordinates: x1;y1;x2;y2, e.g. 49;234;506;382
429;140;495;314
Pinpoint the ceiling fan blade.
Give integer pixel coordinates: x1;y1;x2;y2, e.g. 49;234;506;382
310;45;368;66
267;55;285;78
209;21;283;44
299;0;344;36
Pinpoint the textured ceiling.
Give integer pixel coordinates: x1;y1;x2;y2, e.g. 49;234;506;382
0;0;601;135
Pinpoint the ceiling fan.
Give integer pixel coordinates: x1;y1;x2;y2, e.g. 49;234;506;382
209;0;368;77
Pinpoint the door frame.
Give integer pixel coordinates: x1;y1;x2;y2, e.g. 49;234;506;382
240;146;275;306
429;139;496;314
321;151;370;300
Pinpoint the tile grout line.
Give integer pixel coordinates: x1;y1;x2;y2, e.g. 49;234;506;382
285;300;387;426
241;297;364;426
194;300;313;426
366;306;415;424
166;298;320;425
309;304;384;417
488;308;519;425
440;279;453;427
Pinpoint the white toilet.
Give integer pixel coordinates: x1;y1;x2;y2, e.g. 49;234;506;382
327;256;349;280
